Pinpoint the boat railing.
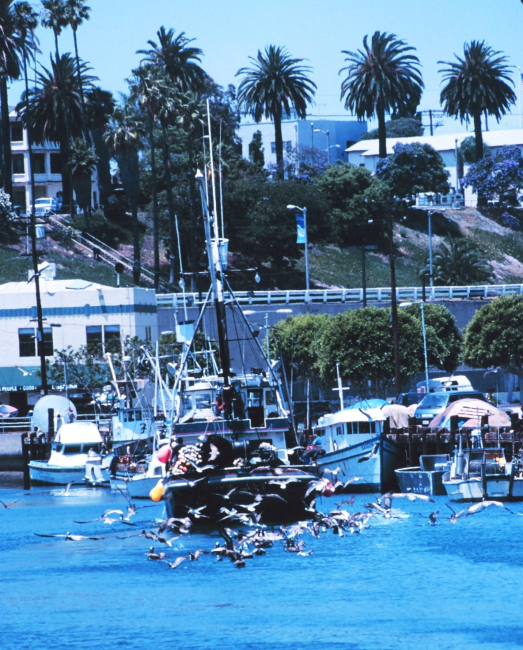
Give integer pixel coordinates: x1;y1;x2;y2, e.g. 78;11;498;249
156;284;523;308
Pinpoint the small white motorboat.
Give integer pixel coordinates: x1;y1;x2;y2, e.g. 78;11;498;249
29;421;108;486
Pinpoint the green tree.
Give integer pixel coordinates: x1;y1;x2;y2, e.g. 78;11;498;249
460;136;479;164
269;314;330;385
0;1;26;198
376;142;450;198
41;0;68;58
0;186;17;241
430;235;493;286
17;53;96;214
104;100;144;284
317;307;424;396
463;296;523;403
439;41;515;161
360;116;424;141
340;32;423;159
67;136;97;230
236;45;316;178
316;163;388;248
249;130;265;168
84;87;115;211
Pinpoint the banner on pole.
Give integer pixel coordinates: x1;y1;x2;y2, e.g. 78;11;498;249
296;214;305;244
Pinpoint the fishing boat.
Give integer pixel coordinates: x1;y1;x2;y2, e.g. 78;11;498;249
314;407;401;492
395;454;450;496
30;421;110;485
442;435;522;501
155;143;320;519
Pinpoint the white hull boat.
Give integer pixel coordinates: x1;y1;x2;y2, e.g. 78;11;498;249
315;408;400;492
30;422;107;486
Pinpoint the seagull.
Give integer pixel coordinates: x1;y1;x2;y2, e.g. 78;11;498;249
186;505;210;519
358;443;380;463
145;546;168;561
445;503;469;524
63;481;75;496
322;467;343;478
388;492;436;503
188;549;209;561
163;556;188;569
15;365;35;377
35;532;104;541
0;499;19;509
466;500;515;516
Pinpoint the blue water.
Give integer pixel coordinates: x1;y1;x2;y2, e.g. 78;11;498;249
2;477;523;650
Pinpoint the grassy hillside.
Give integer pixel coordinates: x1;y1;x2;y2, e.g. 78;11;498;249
2;207;522;290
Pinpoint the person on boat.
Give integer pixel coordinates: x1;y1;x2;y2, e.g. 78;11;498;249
302;433;324;464
215;392;224;417
231;386;245;420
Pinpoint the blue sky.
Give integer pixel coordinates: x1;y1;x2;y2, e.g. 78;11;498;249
10;0;523;133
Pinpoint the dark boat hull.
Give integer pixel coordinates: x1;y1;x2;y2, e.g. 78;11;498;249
162;465;319;524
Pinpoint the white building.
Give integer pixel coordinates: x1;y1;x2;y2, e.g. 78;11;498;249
346;129;523;207
239;112;367;167
10;108;99;212
0;275;158;413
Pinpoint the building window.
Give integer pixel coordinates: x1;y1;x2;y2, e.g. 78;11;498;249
145;326;152;342
33;154;46;174
270;141;293;154
10;122;23;142
12;154;25;175
50;153;61;174
19;328;53;357
86;325;120;355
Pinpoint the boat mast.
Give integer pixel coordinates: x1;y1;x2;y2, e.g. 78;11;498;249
195;169;231;400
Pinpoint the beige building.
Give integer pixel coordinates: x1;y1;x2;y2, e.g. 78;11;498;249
0;274;158;414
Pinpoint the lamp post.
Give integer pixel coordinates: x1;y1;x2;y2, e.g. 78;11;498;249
329;144;340;163
287;204;309;291
426;208;445;288
314;129;330;162
400;301;429;394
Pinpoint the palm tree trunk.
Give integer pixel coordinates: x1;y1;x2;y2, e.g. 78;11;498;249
54;30;60;59
162;123;176;285
72;28;86;134
131;199;141;284
0;79;13;198
377;105;387;159
473;111;484;160
274;108;284;179
149;116;160;290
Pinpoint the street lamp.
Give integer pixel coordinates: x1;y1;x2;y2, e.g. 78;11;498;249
329;144;340;163
421;207;446;288
287;204;309;291
400;301;429;394
314;129;330;162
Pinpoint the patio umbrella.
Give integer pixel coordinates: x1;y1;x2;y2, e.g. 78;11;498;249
380;403;410;429
0;404;18;418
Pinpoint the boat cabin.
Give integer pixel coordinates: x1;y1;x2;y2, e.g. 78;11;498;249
316;408;386;452
49;422;103;467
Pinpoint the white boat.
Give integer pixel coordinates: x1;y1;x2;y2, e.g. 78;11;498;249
442;436;520;501
395;454;450;496
315;407;400;492
30;421;109;485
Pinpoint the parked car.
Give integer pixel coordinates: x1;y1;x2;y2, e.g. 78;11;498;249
30;197;60;217
414;390;488;426
396;392;425;407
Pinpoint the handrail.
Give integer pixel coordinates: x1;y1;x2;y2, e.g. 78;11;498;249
156;284;523;308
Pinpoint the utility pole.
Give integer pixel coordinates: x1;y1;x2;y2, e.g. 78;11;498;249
386;207;401;395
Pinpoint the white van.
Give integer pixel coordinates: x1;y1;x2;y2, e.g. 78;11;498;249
416;375;473;395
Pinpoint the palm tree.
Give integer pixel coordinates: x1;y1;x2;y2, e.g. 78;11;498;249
64;0;90;124
439;41;516;161
17;53;96;213
340;32;423;159
41;0;69;58
104;101;144;284
67;137;97;230
13;1;39;212
0;1;24;197
138;26;206;93
236;45;316;178
129;65;163;289
430;235;493;286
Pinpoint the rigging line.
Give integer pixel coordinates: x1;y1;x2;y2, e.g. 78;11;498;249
229;301;247;376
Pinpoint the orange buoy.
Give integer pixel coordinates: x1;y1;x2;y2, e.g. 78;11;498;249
149;479;164;502
321;479;335;497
